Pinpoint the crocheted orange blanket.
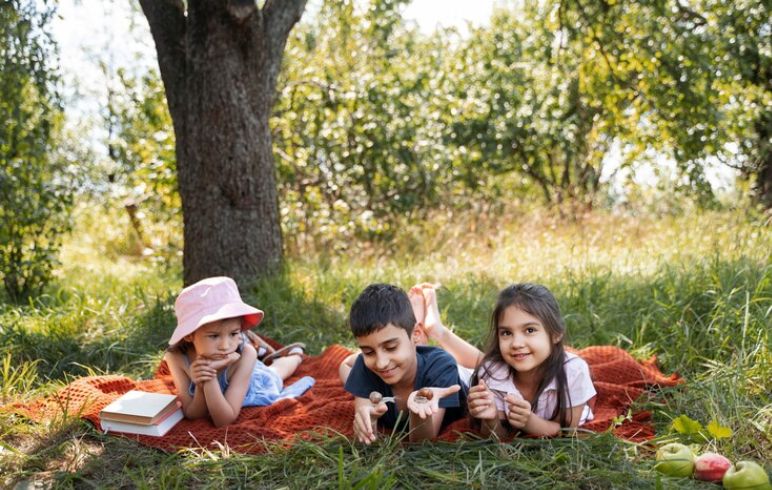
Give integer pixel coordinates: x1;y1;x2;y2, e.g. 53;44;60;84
7;344;681;453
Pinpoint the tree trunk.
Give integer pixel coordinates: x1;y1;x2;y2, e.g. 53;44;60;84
754;111;772;209
139;0;306;286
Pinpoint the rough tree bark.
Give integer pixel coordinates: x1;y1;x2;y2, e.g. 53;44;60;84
138;0;306;286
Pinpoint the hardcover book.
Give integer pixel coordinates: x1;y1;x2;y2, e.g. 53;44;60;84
100;408;183;437
99;390;180;426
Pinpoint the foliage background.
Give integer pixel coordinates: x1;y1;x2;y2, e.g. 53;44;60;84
0;0;770;487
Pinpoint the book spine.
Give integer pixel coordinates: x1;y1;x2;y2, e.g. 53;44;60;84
100;409;183;437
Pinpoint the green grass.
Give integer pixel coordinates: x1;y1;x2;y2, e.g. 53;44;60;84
1;206;770;488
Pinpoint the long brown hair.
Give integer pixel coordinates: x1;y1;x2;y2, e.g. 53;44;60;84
471;283;573;428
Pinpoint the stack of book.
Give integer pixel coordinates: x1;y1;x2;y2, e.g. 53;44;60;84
99;390;183;437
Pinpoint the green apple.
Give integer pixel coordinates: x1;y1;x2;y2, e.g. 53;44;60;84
654;442;695;478
723;461;772;490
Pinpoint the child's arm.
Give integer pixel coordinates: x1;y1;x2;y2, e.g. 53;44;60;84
165;351;212;419
338;352;359;385
422;287;483;369
202;343;258;427
506;397;587;436
406;385;460;442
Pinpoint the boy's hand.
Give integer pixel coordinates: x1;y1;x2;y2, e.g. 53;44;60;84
467;381;497;420
189;358;217;385
505;394;531;429
353;401;388;445
406;385;460;419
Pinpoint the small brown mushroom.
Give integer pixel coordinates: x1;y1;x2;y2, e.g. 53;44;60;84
369;391;383;404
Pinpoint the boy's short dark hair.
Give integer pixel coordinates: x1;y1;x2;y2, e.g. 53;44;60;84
349;283;416;337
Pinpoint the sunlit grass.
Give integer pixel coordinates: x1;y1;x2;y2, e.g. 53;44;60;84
1;205;770;487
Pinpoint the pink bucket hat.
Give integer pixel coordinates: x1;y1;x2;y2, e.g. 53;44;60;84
169;276;264;346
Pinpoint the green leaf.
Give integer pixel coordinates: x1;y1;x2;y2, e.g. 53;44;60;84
671;415;703;435
706;419;732;439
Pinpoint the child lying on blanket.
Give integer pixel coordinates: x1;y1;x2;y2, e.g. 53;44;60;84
343;283;466;444
165;277;314;427
341;282;596;437
468;283;596;437
416;282;596;437
339;283;478;384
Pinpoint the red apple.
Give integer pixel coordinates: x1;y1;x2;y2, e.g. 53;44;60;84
723;461;772;490
694;452;732;482
655;442;696;478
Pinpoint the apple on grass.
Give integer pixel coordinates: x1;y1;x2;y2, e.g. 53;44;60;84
723;461;772;490
655;442;696;478
693;452;732;482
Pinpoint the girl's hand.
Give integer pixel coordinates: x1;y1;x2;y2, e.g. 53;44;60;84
505;394;531;429
353;401;388;444
189;358;217;385
467;381;497;420
406;385;461;419
207;351;241;371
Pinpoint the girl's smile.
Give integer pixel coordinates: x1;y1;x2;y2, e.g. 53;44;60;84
497;306;559;378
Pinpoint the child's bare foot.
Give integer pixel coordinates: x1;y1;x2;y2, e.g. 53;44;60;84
422;286;448;342
408;286;426;326
412;324;429;346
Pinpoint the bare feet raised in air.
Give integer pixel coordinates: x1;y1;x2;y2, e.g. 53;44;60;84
409;285;429;345
422;285;448;342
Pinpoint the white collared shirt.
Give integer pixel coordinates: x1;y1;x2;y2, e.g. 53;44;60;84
479;352;596;425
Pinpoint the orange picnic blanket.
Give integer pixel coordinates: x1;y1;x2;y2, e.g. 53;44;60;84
8;344;681;453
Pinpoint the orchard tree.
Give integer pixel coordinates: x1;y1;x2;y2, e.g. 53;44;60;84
273;0;462;247
0;0;72;301
138;0;307;286
555;0;770;206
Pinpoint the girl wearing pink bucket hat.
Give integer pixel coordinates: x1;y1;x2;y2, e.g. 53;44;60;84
165;277;314;427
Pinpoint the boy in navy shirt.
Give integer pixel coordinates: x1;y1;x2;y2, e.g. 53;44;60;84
344;284;467;444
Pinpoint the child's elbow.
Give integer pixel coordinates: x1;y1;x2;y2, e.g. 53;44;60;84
212;411;240;427
182;406;205;420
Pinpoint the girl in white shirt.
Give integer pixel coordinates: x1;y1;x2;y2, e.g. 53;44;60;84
410;282;595;437
467;283;596;437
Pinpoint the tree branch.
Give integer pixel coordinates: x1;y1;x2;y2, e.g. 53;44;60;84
674;0;707;26
138;0;186;121
262;0;307;79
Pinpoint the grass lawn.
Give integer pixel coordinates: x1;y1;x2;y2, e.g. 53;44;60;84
1;207;770;488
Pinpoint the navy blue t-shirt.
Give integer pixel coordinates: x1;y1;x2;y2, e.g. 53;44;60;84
344;345;468;431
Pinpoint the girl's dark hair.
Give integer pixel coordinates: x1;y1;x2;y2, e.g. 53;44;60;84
470;283;573;429
166;340;190;353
